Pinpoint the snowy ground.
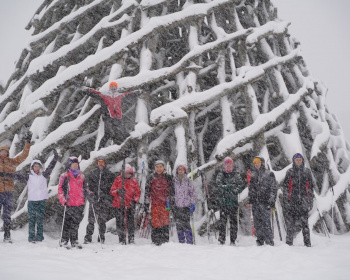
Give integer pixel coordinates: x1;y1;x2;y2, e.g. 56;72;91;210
1;226;349;280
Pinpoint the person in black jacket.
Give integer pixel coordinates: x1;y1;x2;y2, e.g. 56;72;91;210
283;153;314;247
215;157;244;245
84;156;115;244
248;157;277;246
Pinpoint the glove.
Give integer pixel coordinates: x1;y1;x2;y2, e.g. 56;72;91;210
130;201;136;210
117;189;125;195
308;204;313;212
88;193;95;204
24;131;32;144
166;201;170;211
190;204;195;213
53;149;59;158
144;203;149;213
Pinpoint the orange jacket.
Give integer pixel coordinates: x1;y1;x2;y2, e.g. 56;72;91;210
0;143;31;192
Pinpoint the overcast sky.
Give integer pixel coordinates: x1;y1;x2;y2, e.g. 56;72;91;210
0;0;349;141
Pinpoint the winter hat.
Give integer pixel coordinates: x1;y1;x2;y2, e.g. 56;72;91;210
109;81;118;89
223;157;233;165
154;160;165;167
176;164;187;173
125;164;134;175
96;156;106;162
293;153;304;160
253;157;261;164
0;146;9;155
67;156;79;169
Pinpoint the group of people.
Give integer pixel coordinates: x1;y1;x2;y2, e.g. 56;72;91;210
0;131;314;248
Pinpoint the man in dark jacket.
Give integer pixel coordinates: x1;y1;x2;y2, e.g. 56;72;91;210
248;157;277;246
84;156;115;244
283;153;314;247
215;157;244;245
144;160;174;246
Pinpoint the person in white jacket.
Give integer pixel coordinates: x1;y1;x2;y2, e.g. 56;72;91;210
2;150;58;243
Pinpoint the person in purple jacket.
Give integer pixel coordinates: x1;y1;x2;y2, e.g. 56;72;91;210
173;164;196;244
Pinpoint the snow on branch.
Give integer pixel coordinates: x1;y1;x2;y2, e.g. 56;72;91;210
0;101;47;143
189;81;313;178
246;21;291;47
16;105;101;170
309;167;350;229
151;48;302;126
29;0;109;44
20;0;245;105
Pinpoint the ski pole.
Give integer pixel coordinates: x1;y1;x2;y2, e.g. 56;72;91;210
191;213;196;245
274;206;283;241
91;203;103;249
331;187;335;235
121;158;127;244
59;205;67;247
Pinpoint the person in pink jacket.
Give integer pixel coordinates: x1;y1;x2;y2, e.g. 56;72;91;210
58;157;92;247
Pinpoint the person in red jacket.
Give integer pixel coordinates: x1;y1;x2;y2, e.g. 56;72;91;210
110;164;141;244
144;160;174;246
83;81;142;148
58;157;92;248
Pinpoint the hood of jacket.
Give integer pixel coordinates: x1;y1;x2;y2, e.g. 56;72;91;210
292;153;305;169
0;146;9;158
254;157;266;171
31;159;43;175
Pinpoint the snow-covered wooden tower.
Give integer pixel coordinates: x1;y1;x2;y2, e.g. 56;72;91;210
1;0;350;236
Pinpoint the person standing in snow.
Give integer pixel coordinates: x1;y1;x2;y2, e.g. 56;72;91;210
1;150;58;243
58;157;92;248
215;157;244;245
110;164;141;244
248;157;277;246
144;160;173;246
84;156;115;244
173;164;196;244
283;153;314;247
0;131;32;242
83;81;142;147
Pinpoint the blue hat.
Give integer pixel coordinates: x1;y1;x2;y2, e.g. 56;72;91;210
293;153;303;160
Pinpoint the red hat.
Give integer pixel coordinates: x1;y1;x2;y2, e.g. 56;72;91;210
109;81;118;89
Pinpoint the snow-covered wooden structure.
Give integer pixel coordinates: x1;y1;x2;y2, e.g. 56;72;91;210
1;0;350;236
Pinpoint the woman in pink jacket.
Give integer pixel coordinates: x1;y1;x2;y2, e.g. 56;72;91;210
58;157;92;248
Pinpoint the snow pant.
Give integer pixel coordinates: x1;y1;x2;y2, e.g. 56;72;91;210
0;191;13;239
151;225;169;246
99;117;130;148
174;206;193;244
218;206;238;244
252;203;274;246
28;200;46;242
84;202;111;242
115;207;135;244
61;205;84;244
285;207;311;246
